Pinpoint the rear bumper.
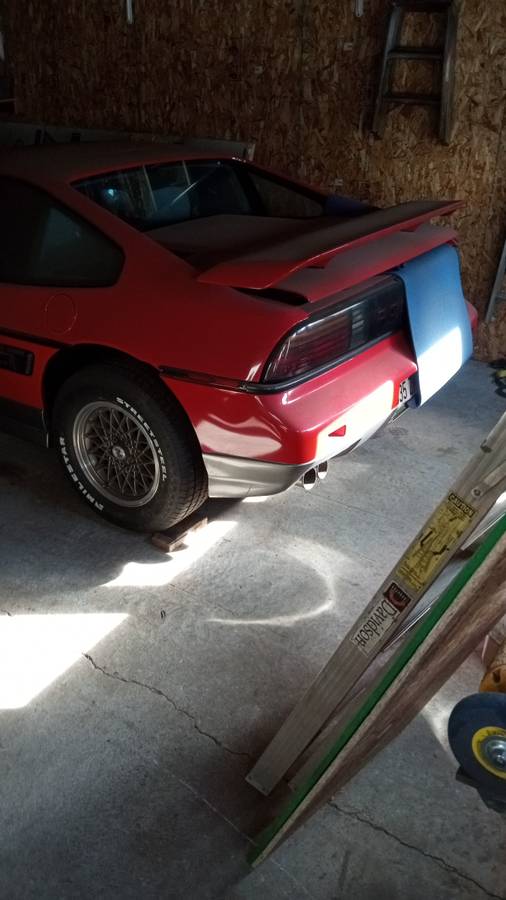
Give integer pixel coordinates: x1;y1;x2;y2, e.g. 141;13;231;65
203;453;312;498
203;402;405;498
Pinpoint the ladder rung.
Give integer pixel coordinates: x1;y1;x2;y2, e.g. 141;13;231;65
393;1;452;10
389;46;444;60
383;92;441;106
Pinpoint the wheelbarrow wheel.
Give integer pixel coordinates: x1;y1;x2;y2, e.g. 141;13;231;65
448;692;506;789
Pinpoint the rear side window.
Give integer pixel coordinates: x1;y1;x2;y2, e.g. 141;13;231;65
0;177;124;287
75;160;252;231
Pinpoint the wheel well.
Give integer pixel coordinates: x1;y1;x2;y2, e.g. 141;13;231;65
43;345;184;438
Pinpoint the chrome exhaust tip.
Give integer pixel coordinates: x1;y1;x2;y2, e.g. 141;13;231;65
300;467;318;491
317;461;328;481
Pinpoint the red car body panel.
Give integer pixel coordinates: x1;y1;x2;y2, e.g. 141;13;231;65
0;142;476;500
163;332;419;464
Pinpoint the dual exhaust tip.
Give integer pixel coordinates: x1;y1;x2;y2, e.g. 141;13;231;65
300;461;328;491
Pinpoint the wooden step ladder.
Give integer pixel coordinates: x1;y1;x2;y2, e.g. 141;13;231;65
372;0;458;144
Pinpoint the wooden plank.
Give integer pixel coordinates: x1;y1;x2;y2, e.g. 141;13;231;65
250;516;506;865
247;413;506;796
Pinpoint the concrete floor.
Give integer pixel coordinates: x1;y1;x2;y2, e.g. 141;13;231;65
0;360;505;900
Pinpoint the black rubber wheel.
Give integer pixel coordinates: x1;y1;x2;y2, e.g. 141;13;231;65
53;363;208;532
448;692;506;789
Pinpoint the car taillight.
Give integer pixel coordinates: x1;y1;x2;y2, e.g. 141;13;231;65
262;276;405;385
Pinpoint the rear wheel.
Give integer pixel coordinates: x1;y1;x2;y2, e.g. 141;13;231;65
53;363;207;531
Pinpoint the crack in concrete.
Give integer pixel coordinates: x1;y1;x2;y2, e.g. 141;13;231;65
83;653;253;762
0;609;12;616
329;801;505;900
82;651;499;898
84;653;315;897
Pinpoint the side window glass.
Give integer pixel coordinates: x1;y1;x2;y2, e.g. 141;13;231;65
248;171;324;218
0;177;123;287
78;167;160;223
77;163;193;227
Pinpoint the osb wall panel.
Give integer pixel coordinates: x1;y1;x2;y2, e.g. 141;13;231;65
3;0;506;355
476;306;506;361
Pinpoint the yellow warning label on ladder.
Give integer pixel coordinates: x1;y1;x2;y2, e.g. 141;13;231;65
396;492;476;593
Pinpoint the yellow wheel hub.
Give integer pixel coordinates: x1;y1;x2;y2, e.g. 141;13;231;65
471;726;506;780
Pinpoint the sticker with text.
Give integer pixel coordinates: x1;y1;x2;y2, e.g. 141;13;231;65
351;582;413;656
396;492;476;593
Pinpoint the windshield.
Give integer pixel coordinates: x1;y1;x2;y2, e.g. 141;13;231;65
73;159;326;231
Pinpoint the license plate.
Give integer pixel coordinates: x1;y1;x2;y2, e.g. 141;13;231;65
398;378;414;406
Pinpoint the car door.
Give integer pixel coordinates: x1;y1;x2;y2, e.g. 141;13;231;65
0;175;123;438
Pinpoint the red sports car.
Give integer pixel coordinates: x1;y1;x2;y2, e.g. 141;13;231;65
0;142;477;531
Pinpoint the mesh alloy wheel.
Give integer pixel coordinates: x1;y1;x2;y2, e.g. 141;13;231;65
54;363;208;531
72;400;161;507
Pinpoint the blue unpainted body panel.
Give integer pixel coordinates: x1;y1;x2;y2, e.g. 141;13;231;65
396;243;472;406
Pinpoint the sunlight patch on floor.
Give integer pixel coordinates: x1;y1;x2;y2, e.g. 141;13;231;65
208;598;334;628
0;612;127;709
104;519;236;588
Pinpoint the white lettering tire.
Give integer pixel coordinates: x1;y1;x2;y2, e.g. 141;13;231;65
53;363;207;532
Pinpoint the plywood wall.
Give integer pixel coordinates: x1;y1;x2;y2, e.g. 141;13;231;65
3;0;506;355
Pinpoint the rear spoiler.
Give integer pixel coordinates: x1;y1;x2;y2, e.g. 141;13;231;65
197;200;463;290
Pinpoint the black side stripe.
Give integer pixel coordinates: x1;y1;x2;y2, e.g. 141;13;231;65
0;326;65;350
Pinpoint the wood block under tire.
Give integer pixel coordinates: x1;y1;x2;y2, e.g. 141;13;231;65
151;511;209;553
